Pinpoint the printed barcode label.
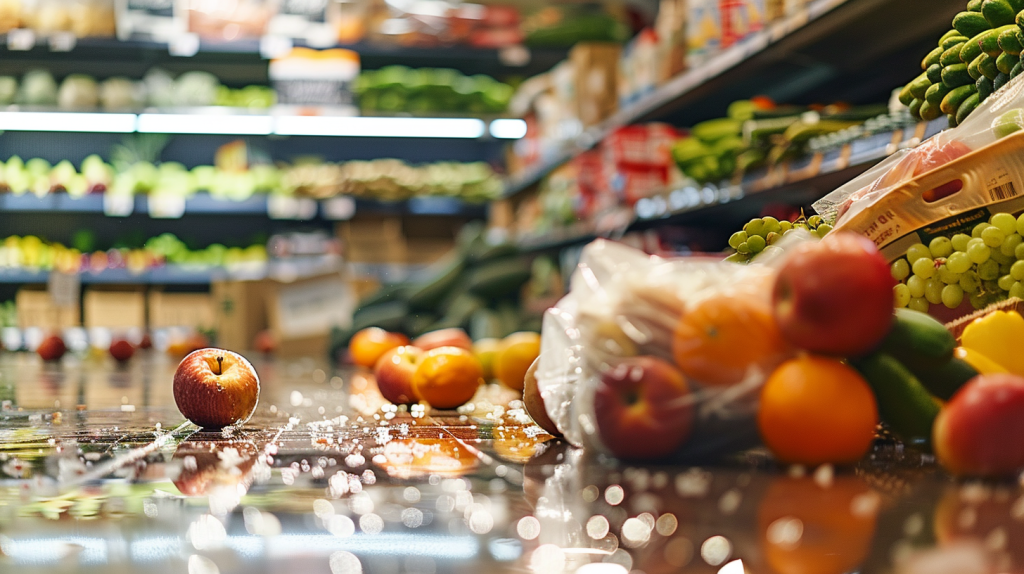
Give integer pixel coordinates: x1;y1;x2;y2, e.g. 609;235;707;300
990;182;1018;201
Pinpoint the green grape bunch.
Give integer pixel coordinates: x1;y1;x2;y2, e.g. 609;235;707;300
725;214;833;263
890;212;1024;313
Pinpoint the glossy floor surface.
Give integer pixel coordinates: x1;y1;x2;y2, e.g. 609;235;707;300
0;352;1021;574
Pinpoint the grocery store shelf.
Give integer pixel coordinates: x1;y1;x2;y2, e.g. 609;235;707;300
501;0;962;199
516;117;946;252
0;109;525;139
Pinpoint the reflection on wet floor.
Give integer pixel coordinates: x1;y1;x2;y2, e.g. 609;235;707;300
0;352;1023;574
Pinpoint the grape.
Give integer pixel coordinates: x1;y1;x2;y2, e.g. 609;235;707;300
982;226;1006;247
1002;233;1023;257
807;215;823;228
737;242;751;254
979;259;1001;280
906;244;932;263
947;251;972;273
1016;242;1024;260
991;212;1018;235
912;257;936;279
909;297;930;313
779;220;793;232
970;293;989;310
1016;212;1024;236
1001;262;1014;275
941;284;964;308
973;223;991;238
891;259;910;281
1012;260;1024;281
929;236;954;258
938;265;961;285
968;241;992;264
983;279;1001;294
951;233;972;252
960;270;981;294
999;274;1016;291
762;217;781;234
816;224;832;238
766;232;780;245
924;279;944;304
728;231;748;249
744;219;765;238
894;284;911;307
746;235;767;253
991;248;1013;265
907;275;927;297
1011;281;1024;299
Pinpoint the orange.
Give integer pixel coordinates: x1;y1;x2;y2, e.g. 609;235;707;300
672;294;788;386
349;327;409;368
412;346;483;409
494;332;541;391
758;355;878;465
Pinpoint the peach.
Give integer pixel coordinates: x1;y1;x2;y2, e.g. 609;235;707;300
934;373;1024;477
374;345;424;405
349;327;409;368
413;328;473;351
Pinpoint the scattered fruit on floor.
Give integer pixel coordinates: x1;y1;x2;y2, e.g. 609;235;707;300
494;331;541;391
173;348;260;429
349;327;410;368
374;345;425;405
411;346;483;409
933;373;1024;477
37;334;67;362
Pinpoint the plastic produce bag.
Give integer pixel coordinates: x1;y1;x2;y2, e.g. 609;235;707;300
534;239;795;460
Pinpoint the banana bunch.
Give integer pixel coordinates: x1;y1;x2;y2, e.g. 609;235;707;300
900;0;1024;126
850;309;978;449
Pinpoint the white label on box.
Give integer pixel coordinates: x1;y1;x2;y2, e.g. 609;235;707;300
48;271;81;308
6;29;35;51
274;275;354;338
168;33;200;57
322;196;356;220
148;194;186;218
268;195;317;220
103;193;134;217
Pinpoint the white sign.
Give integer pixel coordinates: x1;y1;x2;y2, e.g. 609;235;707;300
273;274;354;338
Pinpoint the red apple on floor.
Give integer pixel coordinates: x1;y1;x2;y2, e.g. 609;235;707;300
138;333;152;349
523;358;562;437
592;356;694;460
109;338;135;362
37;334;67;362
374;345;424;405
412;328;473;352
173;348;260;429
773;232;894;356
934;373;1024;477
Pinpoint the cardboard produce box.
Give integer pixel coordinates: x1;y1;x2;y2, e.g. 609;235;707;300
16;289;80;330
267;272;355;357
339;216;408;263
84;288;146;329
148;292;215;329
212;280;270;353
571;42;621;127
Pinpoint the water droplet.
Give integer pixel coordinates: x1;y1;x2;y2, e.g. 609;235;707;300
766;517;803;549
701;535;732;566
329;551;362;574
605;485;625;505
656;513;678;536
359;512;384;534
402;507;424;528
621;516;653;548
517;516;541;540
587;515;610;539
327;515;355;537
314;499;335;519
718;489;742;515
188;554;220;574
718;559;745;574
529;544;565;572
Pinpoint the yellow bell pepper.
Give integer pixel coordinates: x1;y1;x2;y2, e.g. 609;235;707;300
960;310;1024;376
954;346;1009;375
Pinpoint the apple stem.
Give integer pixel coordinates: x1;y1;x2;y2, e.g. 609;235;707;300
216;356;223;375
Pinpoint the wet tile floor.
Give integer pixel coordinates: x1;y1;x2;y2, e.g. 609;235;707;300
0;352;1022;574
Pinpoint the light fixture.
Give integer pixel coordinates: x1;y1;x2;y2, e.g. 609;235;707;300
273;116;486;138
489;118;527;139
136;113;274;135
0;112;136;133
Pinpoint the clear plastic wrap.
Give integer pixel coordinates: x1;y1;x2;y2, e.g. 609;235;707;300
534;239;800;460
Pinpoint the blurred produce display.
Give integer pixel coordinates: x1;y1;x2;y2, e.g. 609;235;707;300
355;66;513;114
0;153;500;203
0;233;267;275
0;69;275;110
0;0;115;37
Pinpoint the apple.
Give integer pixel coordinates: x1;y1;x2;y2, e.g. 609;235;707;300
374;345;424;405
522;357;562;437
172;438;258;497
37;334;67;362
349;327;410;368
173;348;260;429
412;328;473;352
254;329;276;355
773;232;894;356
934;373;1024;477
109;338;135;362
592;356;694;460
138;333;152;349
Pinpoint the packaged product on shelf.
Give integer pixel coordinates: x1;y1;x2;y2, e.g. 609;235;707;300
687;0;722;67
814;78;1024;320
654;0;688;82
188;0;272;39
617;28;658;107
269;47;360;109
266;0;341;45
570;42;621;127
720;0;765;48
603;123;681;205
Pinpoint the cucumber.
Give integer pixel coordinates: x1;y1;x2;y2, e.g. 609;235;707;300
949;113;959;127
955;11;994;37
1013;61;1024;77
924;46;944;70
979;74;996;99
983;0;1016;26
962;26;1015;63
851;353;942;449
358;283;409;309
957;92;982;124
998;26;1024;53
1017;7;1024;28
940;29;964;44
406;256;466;311
944;35;971;51
909;98;923;121
942;63;974;87
910;74;933;98
942;42;968;66
998;50;1017;73
920;99;943;121
941;83;978;114
1010;0;1024;11
351;300;409;332
926;81;952;104
969;0;984;10
878;308;956;368
970;53;985;79
981;53;1000;79
898;83;916;106
928;63;945;83
995;70;1012;89
466;257;533;299
907;357;979;402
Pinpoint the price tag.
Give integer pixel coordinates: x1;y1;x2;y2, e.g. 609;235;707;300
322;196;356;220
48;271;80;309
48;32;76;52
6;29;35;51
268;195;317;220
103;194;134;217
499;45;531;67
168;33;200;57
148;195;186;218
260;35;293;59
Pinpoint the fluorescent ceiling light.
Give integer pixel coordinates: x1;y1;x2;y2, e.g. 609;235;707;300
137;113;274;135
0;112;136;133
274;116;486;138
489;119;527;139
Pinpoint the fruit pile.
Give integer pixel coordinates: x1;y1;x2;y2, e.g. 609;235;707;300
355;67;513;115
725;214;832;263
900;0;1024;126
890;212;1024;313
